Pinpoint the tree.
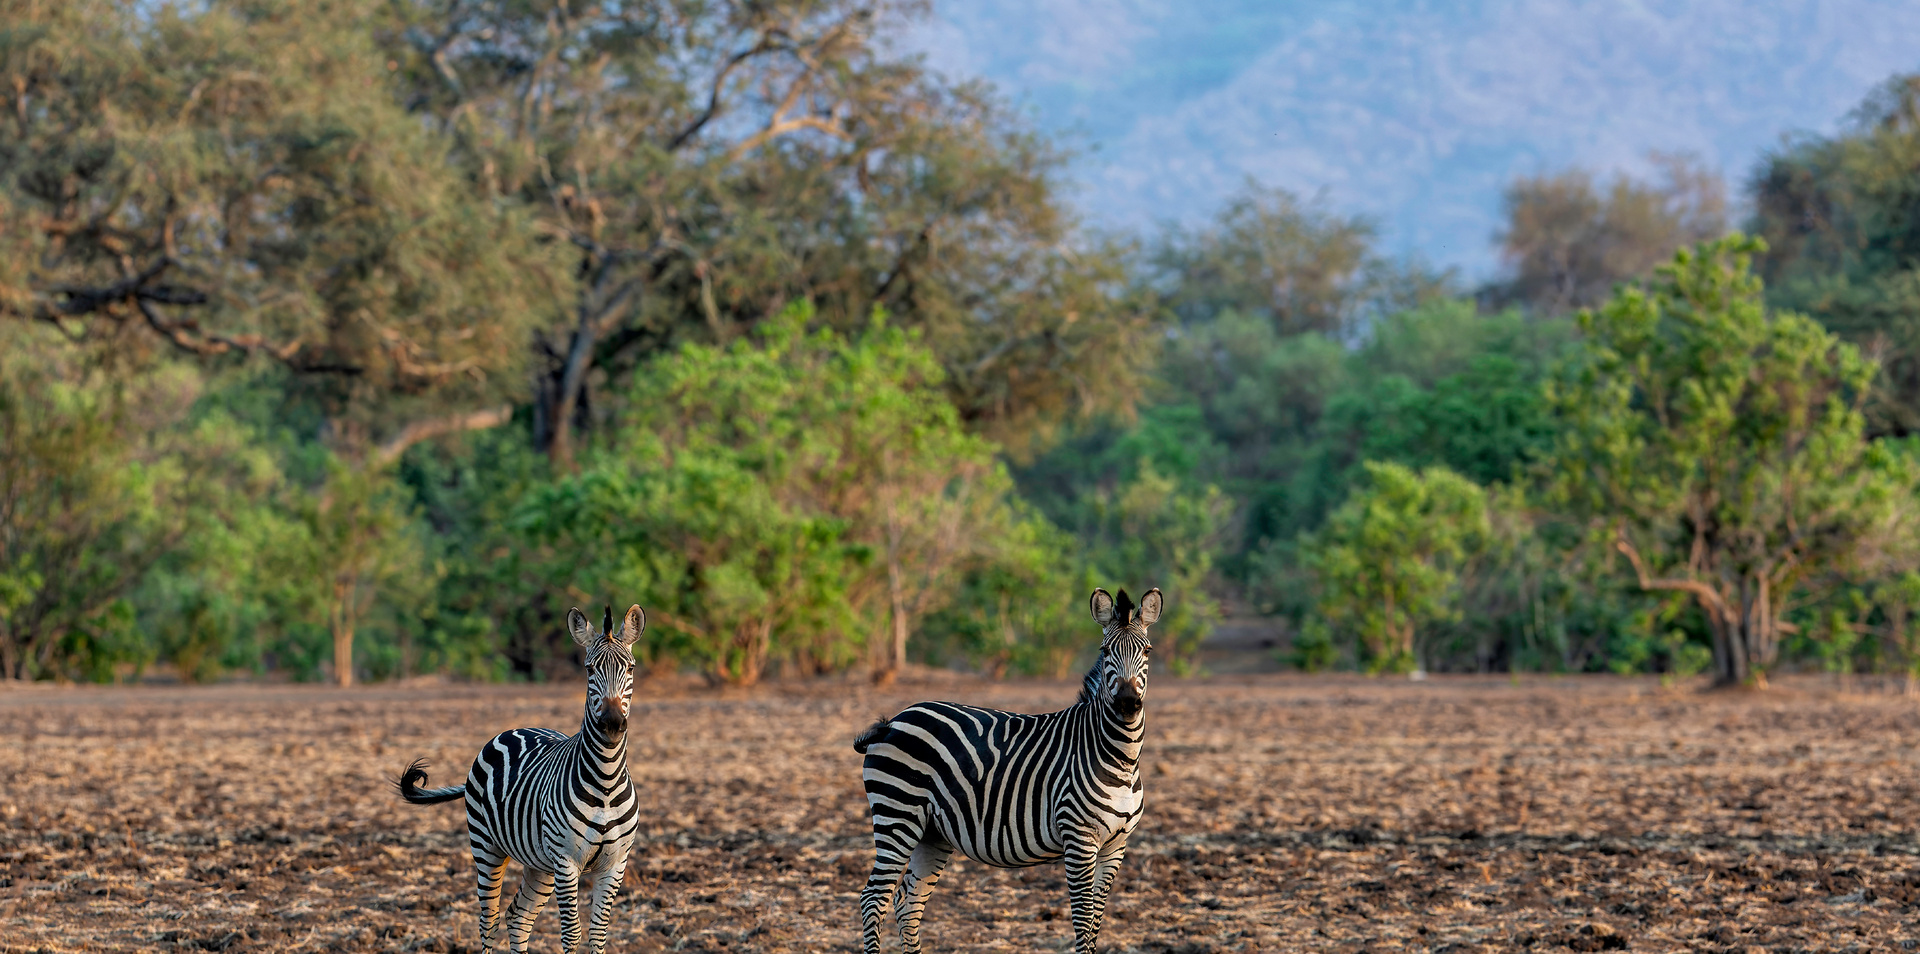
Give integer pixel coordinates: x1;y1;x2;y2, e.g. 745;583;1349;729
0;1;558;446
385;0;1158;461
0;326;296;681
1154;181;1448;336
916;513;1093;678
0;1;574;684
1490;154;1727;316
1749;73;1920;436
1076;463;1231;675
1545;235;1913;686
1855;572;1920;694
0;337;175;680
1301;461;1491;674
521;305;1053;684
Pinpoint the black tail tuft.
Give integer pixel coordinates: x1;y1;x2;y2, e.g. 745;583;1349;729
853;717;893;754
395;757;466;805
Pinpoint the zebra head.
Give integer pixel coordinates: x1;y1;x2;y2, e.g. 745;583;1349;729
568;604;644;732
1089;587;1161;723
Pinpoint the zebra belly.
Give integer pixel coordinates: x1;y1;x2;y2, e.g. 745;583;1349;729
928;782;1067;868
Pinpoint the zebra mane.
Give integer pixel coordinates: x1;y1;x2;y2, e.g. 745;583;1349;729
1076;643;1111;707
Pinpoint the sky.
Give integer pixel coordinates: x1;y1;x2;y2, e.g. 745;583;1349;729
893;0;1920;280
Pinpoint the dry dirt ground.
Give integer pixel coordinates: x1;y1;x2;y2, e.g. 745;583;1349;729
2;673;1918;953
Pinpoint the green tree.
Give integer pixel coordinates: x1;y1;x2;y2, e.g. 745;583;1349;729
522;305;1056;684
1749;73;1920;435
1857;572;1920;694
0;338;174;680
916;514;1093;678
1545;236;1913;686
525;447;860;685
0;327;298;681
1076;463;1231;675
1301;461;1491;674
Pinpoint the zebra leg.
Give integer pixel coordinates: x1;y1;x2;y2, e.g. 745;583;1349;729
1078;839;1129;953
552;864;585;954
894;838;953;954
1064;833;1125;954
583;852;629;954
472;847;510;954
503;868;555;954
860;813;926;954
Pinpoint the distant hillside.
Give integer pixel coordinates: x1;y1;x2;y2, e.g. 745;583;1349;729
899;0;1920;277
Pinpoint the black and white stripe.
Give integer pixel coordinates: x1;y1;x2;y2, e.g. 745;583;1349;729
854;587;1161;954
398;604;645;954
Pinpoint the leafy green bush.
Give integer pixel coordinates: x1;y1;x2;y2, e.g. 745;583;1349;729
521;305;1068;684
1301;462;1492;674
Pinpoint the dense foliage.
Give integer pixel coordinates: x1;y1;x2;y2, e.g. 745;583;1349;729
7;2;1920;688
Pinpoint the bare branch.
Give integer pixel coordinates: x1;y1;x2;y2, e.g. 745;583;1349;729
724;115;849;162
372;405;513;468
665;34;783;152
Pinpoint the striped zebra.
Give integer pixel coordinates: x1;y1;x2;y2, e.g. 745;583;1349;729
397;605;644;954
853;587;1161;954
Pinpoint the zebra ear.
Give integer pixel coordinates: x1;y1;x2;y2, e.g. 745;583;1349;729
567;607;594;649
1138;588;1163;626
1090;589;1115;626
618;604;645;647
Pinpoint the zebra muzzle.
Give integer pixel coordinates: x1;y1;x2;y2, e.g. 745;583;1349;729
598;696;629;729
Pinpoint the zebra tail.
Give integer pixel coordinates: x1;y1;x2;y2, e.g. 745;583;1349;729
395;757;466;804
852;717;892;754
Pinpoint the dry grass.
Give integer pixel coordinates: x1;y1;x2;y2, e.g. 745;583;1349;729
1;673;1917;952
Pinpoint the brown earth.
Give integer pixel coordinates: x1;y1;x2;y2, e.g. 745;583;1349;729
1;673;1918;953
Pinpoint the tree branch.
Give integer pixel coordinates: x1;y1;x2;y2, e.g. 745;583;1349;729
665;35;781;152
724;115;848;162
11;255;344;371
33;257;194;318
137;300;321;366
372;405;513;468
1614;531;1732;623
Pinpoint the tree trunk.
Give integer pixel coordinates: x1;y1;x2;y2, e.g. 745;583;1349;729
547;316;598;471
888;556;909;674
874;464;909;684
728;618;771;686
992;591;1016;678
1616;538;1772;688
1707;578;1788;687
331;580;355;688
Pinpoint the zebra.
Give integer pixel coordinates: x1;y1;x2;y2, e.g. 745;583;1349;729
853;586;1161;954
397;605;644;954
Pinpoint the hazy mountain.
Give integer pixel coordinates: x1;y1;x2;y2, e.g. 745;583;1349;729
897;0;1920;278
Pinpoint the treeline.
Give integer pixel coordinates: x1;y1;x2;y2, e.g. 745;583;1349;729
5;2;1920;688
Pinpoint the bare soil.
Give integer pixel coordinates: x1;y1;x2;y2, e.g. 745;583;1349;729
1;673;1917;953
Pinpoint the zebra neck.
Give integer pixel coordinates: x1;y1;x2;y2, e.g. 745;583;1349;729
573;713;629;780
1072;699;1145;780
